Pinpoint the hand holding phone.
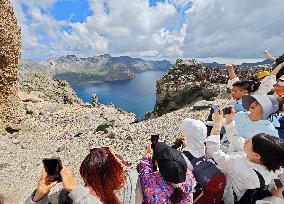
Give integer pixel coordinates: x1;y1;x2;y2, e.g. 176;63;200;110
42;157;63;182
32;167;58;202
211;104;220;114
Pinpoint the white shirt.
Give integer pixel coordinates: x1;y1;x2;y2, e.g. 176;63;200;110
205;134;279;204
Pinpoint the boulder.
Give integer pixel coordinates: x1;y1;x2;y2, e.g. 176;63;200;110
5;123;21;134
192;100;214;110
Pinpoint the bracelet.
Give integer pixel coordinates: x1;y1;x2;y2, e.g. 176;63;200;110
31;189;37;201
31;189;46;202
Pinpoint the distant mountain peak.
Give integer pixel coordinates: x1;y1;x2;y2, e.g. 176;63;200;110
19;54;173;84
99;54;112;58
55;55;79;63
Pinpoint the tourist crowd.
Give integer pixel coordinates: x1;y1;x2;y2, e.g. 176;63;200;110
13;49;284;204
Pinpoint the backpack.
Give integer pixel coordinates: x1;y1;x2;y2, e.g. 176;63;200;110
233;169;271;204
183;151;226;204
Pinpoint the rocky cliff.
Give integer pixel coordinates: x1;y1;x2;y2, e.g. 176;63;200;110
105;64;136;81
147;59;267;118
0;0;22;133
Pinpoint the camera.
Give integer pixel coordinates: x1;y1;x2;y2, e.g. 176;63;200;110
223;106;232;115
211;104;232;115
211;104;221;114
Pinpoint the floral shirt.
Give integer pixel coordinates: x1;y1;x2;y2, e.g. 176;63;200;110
138;157;196;204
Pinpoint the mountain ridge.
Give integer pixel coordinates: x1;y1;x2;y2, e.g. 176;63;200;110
19;54;172;84
205;59;272;68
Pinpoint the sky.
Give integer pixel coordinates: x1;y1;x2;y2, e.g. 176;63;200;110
11;0;284;63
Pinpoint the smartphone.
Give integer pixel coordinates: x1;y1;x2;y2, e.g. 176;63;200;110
211;104;220;114
150;134;160;148
42;157;63;182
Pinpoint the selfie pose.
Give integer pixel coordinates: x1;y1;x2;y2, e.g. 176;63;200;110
24;147;139;204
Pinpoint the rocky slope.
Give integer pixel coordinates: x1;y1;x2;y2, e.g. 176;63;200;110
0;58;234;202
1;58;269;202
1;73;138;202
0;87;228;202
18;72;82;104
19;54;172;84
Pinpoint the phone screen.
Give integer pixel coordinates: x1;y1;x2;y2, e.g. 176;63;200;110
43;158;62;182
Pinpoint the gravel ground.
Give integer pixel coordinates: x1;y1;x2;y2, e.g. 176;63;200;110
0;92;228;203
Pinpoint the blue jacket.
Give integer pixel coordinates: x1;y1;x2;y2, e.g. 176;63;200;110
234;112;279;139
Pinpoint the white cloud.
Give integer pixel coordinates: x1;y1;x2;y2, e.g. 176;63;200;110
85;0;186;57
168;0;190;7
183;0;284;58
12;0;188;59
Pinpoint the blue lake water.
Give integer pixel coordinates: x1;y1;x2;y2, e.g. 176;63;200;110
72;70;167;119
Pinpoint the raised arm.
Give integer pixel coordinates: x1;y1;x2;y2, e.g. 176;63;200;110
270;62;284;76
24;167;57;204
264;49;277;62
225;64;240;89
139;144;154;175
205;111;235;172
225;110;246;152
61;166;100;204
254;62;284;94
225;64;237;80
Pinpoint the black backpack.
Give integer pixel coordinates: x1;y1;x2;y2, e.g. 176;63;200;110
183;151;226;204
233;169;271;204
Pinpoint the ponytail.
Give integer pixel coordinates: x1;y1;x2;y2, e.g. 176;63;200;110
170;187;184;203
171;138;184;149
